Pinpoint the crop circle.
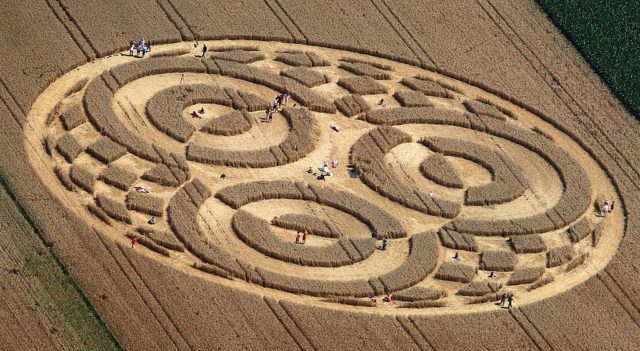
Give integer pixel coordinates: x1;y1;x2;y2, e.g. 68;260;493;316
25;40;623;312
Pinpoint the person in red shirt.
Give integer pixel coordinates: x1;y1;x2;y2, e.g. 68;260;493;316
131;236;138;250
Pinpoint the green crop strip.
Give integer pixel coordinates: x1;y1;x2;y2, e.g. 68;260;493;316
537;1;640;118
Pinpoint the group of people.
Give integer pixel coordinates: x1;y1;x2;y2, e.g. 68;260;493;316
264;92;291;122
190;107;206;119
370;229;389;250
369;294;393;304
498;293;515;309
269;217;312;244
308;160;338;181
129;38;151;58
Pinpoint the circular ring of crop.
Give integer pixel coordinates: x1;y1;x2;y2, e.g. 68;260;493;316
24;40;623;312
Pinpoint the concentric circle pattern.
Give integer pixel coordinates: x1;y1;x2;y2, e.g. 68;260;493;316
26;40;623;311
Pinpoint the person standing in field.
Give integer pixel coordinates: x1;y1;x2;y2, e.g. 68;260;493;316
302;230;309;244
141;43;148;58
295;231;302;244
129;42;135;56
381;238;388;250
507;294;514;309
498;293;506;307
201;44;208;59
274;95;282;111
603;201;610;217
139;38;146;56
131;236;138;250
265;107;274;122
383;294;393;304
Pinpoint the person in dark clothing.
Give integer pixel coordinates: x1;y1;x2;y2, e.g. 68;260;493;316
201;44;208;58
381;238;388;250
498;293;506;307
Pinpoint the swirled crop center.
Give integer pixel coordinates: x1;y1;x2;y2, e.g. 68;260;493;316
24;40;624;313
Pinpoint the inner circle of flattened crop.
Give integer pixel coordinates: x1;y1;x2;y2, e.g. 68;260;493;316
27;40;622;311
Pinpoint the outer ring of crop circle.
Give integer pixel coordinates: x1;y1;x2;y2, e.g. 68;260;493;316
22;39;625;314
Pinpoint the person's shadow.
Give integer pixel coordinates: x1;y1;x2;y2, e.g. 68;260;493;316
121;53;142;59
